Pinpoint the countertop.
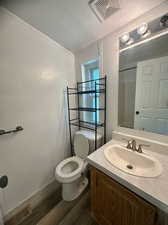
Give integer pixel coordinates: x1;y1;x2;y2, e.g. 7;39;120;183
87;139;168;212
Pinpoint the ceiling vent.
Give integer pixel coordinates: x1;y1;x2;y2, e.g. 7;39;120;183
89;0;120;22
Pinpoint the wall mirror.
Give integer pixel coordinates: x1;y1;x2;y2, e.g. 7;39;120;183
118;33;168;136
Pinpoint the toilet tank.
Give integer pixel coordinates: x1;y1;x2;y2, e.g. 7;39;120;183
75;130;103;153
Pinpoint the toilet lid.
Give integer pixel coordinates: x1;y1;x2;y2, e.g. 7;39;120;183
74;133;89;159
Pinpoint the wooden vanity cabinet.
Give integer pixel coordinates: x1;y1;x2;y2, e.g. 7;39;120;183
91;168;157;225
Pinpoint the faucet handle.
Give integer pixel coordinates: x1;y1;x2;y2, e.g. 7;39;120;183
137;144;150;153
122;138;132;149
131;139;137;151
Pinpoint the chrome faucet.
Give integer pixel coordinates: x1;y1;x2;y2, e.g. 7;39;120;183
124;139;132;149
123;139;150;153
123;138;135;150
137;144;150;153
131;140;137;151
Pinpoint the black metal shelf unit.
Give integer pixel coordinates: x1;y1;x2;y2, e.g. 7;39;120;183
67;76;107;155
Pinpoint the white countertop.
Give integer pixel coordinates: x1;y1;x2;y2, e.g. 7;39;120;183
87;139;168;212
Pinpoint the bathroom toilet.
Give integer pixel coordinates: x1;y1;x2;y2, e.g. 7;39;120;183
55;130;102;201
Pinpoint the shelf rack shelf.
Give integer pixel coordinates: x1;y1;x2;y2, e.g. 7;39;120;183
69;107;105;112
70;119;104;131
68;89;105;95
67;76;107;155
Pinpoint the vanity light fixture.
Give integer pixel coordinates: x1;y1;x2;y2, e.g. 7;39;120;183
137;23;151;38
120;14;168;52
120;33;133;45
120;28;168;53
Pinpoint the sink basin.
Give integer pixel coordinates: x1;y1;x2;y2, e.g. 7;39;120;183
104;144;162;178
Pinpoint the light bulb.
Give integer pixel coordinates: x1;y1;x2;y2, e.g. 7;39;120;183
137;23;150;37
120;33;130;44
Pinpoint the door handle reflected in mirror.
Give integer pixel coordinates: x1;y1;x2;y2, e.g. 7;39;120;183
136;111;140;115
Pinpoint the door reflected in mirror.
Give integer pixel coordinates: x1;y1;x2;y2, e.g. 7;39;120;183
118;34;168;135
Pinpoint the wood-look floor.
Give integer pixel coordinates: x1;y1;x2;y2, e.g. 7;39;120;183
37;191;98;225
5;188;98;225
73;207;98;225
21;189;62;225
5;188;62;225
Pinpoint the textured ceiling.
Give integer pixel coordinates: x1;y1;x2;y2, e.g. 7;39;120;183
1;0;166;52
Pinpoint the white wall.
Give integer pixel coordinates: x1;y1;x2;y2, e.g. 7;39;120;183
75;1;168;142
75;41;103;80
0;7;75;215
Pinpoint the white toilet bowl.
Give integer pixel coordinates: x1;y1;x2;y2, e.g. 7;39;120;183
55;132;90;201
55;156;88;201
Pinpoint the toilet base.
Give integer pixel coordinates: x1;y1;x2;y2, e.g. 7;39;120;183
62;176;88;201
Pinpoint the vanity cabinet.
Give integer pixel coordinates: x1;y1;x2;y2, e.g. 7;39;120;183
91;168;157;225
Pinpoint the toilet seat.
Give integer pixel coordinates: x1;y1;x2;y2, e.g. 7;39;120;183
55;133;89;186
55;156;85;183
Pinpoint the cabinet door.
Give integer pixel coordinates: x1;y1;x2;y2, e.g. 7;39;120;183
91;168;156;225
